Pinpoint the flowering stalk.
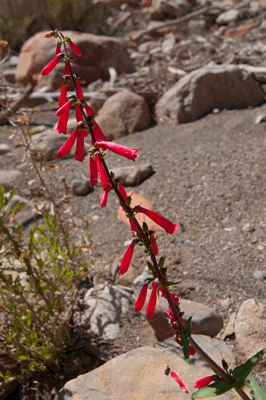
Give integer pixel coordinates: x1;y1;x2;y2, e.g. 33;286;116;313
45;31;251;400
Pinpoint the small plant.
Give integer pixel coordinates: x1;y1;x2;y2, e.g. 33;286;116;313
0;185;91;393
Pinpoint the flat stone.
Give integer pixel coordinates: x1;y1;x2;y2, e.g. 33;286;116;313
112;164;153;186
0;169;25;191
83;284;132;340
59;335;236;400
235;299;266;359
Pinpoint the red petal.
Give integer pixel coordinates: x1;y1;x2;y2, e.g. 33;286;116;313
58;130;77;158
146;281;158;318
89;155;98;185
138;207;178;235
120;242;135;275
134;284;148;312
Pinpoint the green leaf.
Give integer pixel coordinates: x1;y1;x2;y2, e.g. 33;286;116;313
158;257;165;268
180;316;192;364
0;185;4;209
232;348;266;391
192;381;233;398
161;280;182;287
247;373;266;400
12;201;24;214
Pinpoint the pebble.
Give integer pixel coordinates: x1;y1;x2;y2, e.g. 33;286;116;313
0;144;11;154
71;179;91;196
253;270;266;281
242;223;255;233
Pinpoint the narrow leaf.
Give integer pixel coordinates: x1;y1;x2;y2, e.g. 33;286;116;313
192;381;233;398
180;316;192;364
232;348;266;382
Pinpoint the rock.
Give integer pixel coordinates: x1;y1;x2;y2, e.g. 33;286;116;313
241;223;255;233
118;191;163;233
7;194;38;226
83;284;132;340
253;270;266;281
138;41;158;53
3;68;16;84
254;111;266;124
71;179;91;196
162;37;177;54
150;0;192;20
0;170;25;191
92;0;137;5
0;144;11;154
221;312;236;341
216;9;240;25
96;91;150;140
112;163;153;186
31;130;81;161
132;272;223;340
59;335;236;400
16;31;135;89
219;297;234;309
235;299;266;359
88;92;108;114
155;64;265;125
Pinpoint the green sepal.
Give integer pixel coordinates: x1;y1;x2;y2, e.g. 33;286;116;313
160;280;182;287
56;53;64;60
146;261;153;272
180;316;192;364
125;197;132;207
222;359;229;372
247;373;266;400
12;201;25;214
64;37;71;43
192;381;233;398
232;348;266;391
142;222;149;232
158;257;165;268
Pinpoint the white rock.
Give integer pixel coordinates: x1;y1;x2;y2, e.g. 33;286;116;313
216;9;240;25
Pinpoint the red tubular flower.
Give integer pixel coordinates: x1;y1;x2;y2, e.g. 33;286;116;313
85;104;95;116
138;207;178;235
76;81;84;101
41;56;60;76
75;133;85;162
69;40;82;56
170;371;188;392
56;111;69;135
146;281;159;318
193;375;216;389
134;283;148;312
56;100;72;117
120;242;135;275
75;104;83;122
55;44;61;56
92;123;106;144
89;155;98;185
118;183;127;201
100;191;108;208
96;141;138;162
64;62;71;76
59;85;70;107
94;153;111;193
151;235;158;256
58;130;77;158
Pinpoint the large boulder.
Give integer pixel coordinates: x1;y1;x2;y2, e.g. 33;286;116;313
155;64;266;124
16;31;135;90
96;91;151;140
59;335;236;400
